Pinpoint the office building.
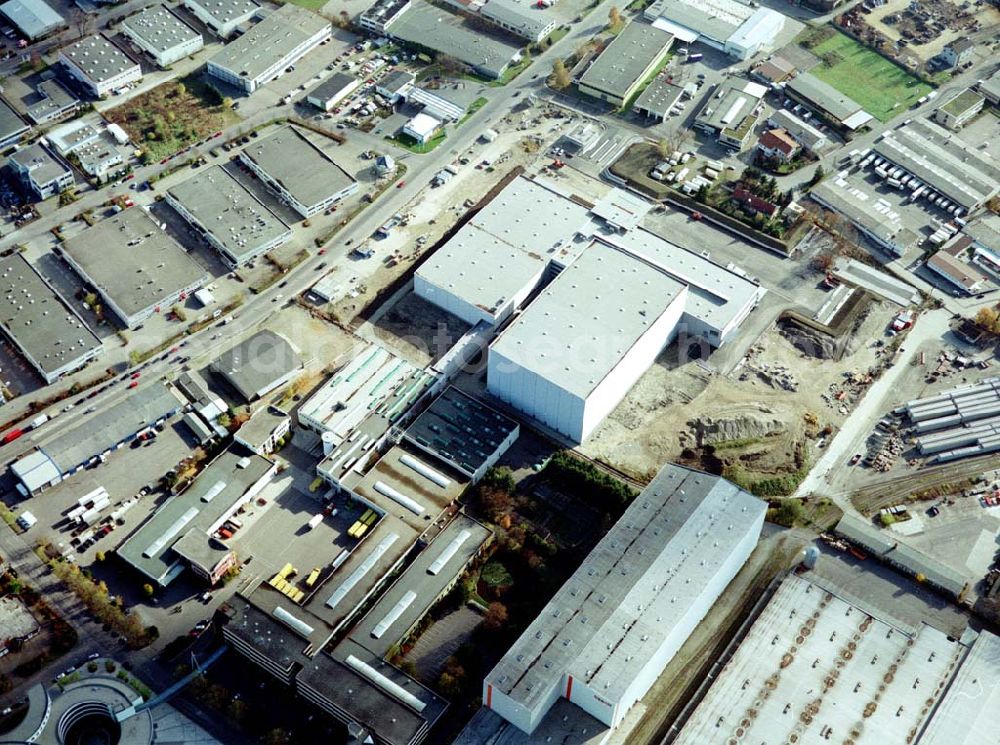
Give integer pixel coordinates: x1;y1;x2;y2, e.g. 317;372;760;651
693;78;766;149
8;142;73;200
933;88;985;131
25;80;80;124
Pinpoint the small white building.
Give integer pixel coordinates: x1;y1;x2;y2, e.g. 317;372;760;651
121;4;203;68
402;111;441;144
183;0;259;38
59;35;142;98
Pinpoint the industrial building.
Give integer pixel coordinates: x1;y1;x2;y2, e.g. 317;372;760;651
693;78;766;149
0;96;30;149
8;142;73;200
118;446;277;585
305;73;360;111
10;384;183;495
165;165;292;268
767;108;827;152
577;22;674;108
0;0;63;40
121;4;203;68
674;573;975;744
182;0;259;38
903;378;1000;464
403;386;519;483
60;209;207;329
478;0;556;42
238;127;357;218
297;339;429;441
809;177;919;257
834;514;969;599
209;330;302;401
372;0;523;80
925;249;987;295
968;216;1000;279
785;72;873;131
933;88;985;131
483;464;766;734
872;118;1000;214
59;35;142;98
25;80;80;124
643;0;785;60
633;77;686;122
415;175;763;443
0;254;102;385
978;69;1000;106
206;4;330;93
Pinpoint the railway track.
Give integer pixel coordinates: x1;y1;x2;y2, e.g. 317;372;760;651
850;454;998;515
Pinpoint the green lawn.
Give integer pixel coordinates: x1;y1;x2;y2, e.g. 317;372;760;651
456;97;488;127
285;0;328;10
809;31;931;122
386;130;447;154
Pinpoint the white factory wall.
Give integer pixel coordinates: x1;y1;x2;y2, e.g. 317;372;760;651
413;271;544;328
59;54;141;98
487;350;587;442
485;675;562;735
611;504;765;727
208;23;330;93
578;290;687;442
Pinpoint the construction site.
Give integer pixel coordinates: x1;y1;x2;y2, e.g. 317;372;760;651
578;292;905;492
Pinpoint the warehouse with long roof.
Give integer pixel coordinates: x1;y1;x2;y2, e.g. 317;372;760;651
482;464;767;734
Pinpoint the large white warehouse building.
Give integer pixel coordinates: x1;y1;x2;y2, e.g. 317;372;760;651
415;175;763;442
483;464;767;735
644;0;785;60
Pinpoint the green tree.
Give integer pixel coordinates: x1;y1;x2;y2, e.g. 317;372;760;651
142;583;154;598
808;164;825;187
552;58;571;89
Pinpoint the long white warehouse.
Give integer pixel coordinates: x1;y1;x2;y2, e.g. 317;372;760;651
483;464;767;735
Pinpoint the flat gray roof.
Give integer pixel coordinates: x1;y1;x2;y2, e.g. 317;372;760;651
235;406;288;450
299;639;448;745
809;177;915;247
404;387;518;478
0;96;30;143
61;209;208;321
185;0;259;25
209;329;301;401
485;465;766;713
676;574;964;744
350;513;491;658
645;0;750;41
60;35;139;84
0;254;100;378
786;72;865;123
118;447;275;583
166;165;291;265
10;142;70;185
578;21;672;97
121;4;201;54
26;80;78;123
918;630;1000;745
239;127;356;212
480;0;554;39
39;384;183;473
207;4;328;82
694;78;765;133
0;0;63;39
491;241;685;399
767;108;825;150
873;118;1000;211
388;0;522;80
633;76;684;116
308;72;358;102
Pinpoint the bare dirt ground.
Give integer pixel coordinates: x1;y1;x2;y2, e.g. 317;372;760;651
864;0;1000;61
369;292;470;367
582;300;899;484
